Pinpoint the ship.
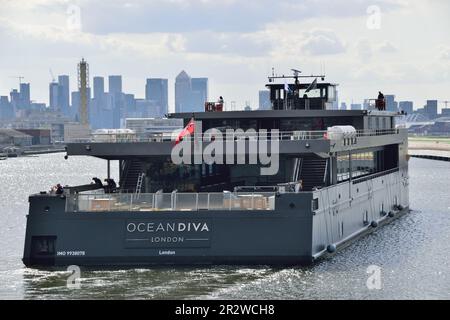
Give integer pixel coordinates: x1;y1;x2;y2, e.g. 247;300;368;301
22;71;409;267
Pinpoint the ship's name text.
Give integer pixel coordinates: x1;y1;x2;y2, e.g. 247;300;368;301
126;222;210;233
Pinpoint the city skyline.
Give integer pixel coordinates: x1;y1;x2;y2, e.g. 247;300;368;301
0;0;449;112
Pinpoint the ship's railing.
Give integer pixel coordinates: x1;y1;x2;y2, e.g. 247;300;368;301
70;129;402;143
66;192;277;213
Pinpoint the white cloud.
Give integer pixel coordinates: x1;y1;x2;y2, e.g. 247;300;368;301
378;41;397;53
439;46;450;60
356;39;373;63
0;0;448;109
300;29;346;55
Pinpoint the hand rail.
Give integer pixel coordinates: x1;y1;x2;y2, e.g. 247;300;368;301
67;191;278;213
69;129;403;144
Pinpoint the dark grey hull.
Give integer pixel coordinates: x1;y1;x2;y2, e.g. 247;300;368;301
23;169;409;268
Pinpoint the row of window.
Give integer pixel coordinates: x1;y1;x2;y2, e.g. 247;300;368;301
337;151;379;182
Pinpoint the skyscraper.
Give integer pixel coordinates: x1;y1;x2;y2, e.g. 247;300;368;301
71;88;91;122
108;75;123;128
58;75;70;116
49;82;59;110
425;100;438;119
385;95;398;112
191;77;208;109
175;71;207;113
145;78;168;118
19;83;31;108
93;76;105;100
399;101;413;114
108;75;122;95
175;71;192;113
259;90;271;110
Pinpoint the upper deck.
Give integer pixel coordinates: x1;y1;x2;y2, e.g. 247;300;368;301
66;72;404;160
65;126;405;160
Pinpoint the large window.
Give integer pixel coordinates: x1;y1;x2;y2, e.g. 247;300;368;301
351;152;376;179
337;151;378;183
337;154;350;182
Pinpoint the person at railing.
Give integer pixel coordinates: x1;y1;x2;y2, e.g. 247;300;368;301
92;177;103;189
55;184;64;195
104;178;117;194
295;180;303;192
376;91;386;111
214;96;224;111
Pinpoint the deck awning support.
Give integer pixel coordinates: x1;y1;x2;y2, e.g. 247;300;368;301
107;160;111;180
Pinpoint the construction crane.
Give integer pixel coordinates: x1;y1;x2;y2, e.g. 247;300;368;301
49;68;56;82
9;76;25;86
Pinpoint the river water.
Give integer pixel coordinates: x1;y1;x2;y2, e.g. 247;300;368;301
0;153;449;299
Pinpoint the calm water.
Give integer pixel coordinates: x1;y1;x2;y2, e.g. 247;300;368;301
0;154;449;300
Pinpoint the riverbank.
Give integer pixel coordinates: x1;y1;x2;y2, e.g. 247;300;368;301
22;148;65;155
1;145;65;157
408;137;450;152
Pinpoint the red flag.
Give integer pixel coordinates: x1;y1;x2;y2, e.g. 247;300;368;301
175;118;195;144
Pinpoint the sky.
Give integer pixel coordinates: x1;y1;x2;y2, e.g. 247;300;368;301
0;0;449;112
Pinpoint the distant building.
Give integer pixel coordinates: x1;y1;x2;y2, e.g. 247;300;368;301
408;117;450;136
258;90;271;110
425;100;438;119
16;129;51;145
64;123;91;142
93;77;105;100
58;75;70;116
332;90;339;110
191;77;208;111
442;109;450;117
108;76;123;129
71;88;91;122
175;71;191;113
351;103;362;110
363;99;370;110
19;83;31;108
0;96;13;120
108;75;122;95
385;95;398;112
49;82;59;110
125;118;183;139
0;128;32;147
175;71;208;113
340;102;347;110
134;99;160;118
399;101;413;114
10;89;20;111
145;78;168;118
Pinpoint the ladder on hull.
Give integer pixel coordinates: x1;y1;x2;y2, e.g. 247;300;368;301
134;173;145;199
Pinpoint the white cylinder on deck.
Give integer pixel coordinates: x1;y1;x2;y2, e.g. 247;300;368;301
327;126;357;140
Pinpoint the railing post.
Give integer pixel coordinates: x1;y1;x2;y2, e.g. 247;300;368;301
152;193;156;210
207;193;210;210
252;192;255;210
196;193;199;211
130;193;133;211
